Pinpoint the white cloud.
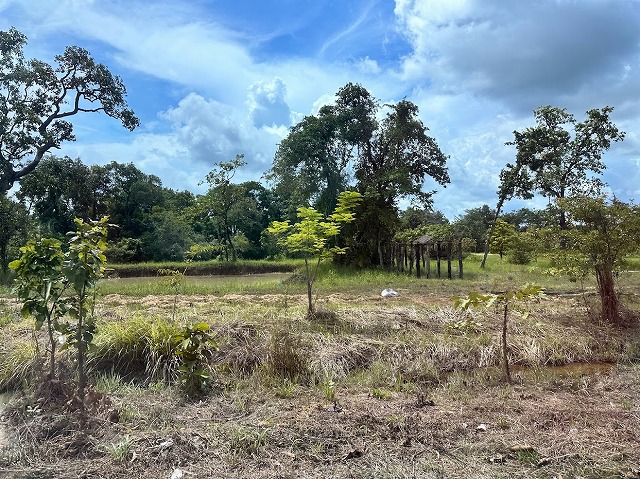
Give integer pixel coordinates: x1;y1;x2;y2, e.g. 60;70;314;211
160;93;286;171
246;77;292;128
356;56;381;74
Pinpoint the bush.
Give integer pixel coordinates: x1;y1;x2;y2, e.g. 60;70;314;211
105;238;145;263
508;235;536;265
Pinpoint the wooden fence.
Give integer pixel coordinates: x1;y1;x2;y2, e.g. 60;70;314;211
389;240;463;279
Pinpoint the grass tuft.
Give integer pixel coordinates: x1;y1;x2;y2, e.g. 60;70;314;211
0;341;37;391
91;314;180;380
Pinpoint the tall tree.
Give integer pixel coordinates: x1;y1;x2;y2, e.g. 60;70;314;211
481;162;532;268
268;83;449;266
104;162;164;238
268;107;351;217
201;155;248;261
508;105;624;230
17;155;91;235
0;27;138;196
453;205;495;250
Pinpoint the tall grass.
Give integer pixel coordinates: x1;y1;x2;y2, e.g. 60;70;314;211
91;314;181;380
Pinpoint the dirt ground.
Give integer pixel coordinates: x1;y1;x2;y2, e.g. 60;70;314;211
1;292;639;479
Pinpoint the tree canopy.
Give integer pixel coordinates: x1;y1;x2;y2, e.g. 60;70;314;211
507;105;624;229
0;27;139;196
268;83;449;266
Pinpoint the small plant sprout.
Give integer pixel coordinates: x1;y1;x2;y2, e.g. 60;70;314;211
157;268;187;321
452;284;544;384
104;435;135;463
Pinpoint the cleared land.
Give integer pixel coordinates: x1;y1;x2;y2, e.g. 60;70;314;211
0;258;639;478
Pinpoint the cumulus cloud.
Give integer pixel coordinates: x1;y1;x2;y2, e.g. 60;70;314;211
395;0;640;111
246;77;292;128
159;93;287;177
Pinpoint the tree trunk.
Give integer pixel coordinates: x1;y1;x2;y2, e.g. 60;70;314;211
0;244;7;274
502;302;512;384
595;266;619;324
304;258;314;316
76;295;87;426
481;197;505;269
47;314;57;380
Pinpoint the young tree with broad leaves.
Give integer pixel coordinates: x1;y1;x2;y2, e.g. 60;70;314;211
268;191;362;317
0;27;138;196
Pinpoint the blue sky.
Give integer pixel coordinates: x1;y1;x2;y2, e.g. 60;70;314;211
2;0;639;219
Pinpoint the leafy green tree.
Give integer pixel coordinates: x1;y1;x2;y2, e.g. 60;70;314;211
103;161;165;239
352;99;450;266
0;195;28;274
268;191;362;316
10;217;110;415
17;155;91;235
0;28;138;196
174;322;218;396
453;205;495;250
60;217;110;422
553;197;640;325
399;207;448;230
268;110;350;217
269;84;449;266
501;207;557;231
142;208;200;261
201;155;248;261
508;106;625;230
489;219;518;259
10;238;66;380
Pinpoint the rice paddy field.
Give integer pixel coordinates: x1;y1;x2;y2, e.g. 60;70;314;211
0;255;639;478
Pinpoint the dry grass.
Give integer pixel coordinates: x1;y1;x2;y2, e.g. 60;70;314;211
1;289;639;478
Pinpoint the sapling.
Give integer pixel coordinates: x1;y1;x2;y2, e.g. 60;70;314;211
268;190;362;317
60;217;110;422
10;238;67;380
452;284;544;384
173;321;218;396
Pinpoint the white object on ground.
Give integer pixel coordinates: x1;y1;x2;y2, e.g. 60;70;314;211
381;289;399;297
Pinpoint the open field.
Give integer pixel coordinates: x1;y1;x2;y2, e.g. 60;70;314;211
0;257;639;478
